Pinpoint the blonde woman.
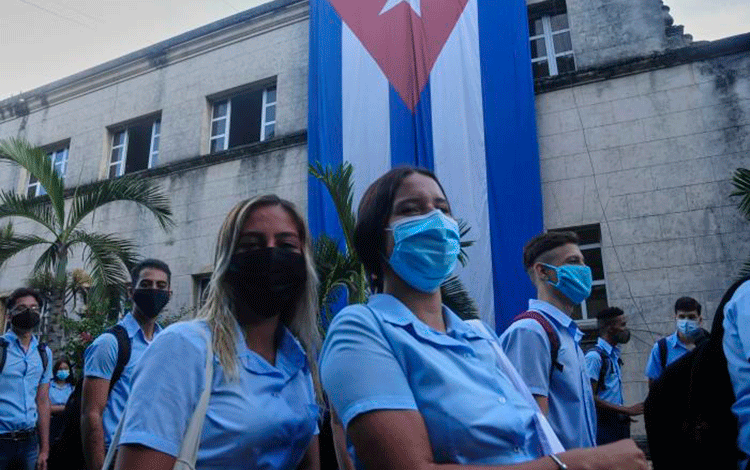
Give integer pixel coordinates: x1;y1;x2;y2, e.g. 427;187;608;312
115;195;322;470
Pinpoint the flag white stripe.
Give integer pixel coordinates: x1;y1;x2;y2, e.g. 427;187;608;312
430;0;495;326
342;24;391;207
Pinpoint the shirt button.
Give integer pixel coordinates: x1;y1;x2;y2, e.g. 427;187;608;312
272;392;280;398
463;353;472;359
513;446;522;453
497;396;506;404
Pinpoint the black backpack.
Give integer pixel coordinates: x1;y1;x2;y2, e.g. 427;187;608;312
587;345;623;395
645;276;750;470
48;325;131;470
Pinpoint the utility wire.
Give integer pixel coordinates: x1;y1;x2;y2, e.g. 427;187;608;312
18;0;96;30
569;88;659;343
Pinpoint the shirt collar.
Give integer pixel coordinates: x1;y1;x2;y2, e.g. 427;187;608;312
667;331;689;351
4;329;38;349
121;312;163;339
368;294;485;342
232;318;308;378
596;337;619;357
528;299;584;342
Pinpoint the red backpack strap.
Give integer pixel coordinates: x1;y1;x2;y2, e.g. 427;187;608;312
512;310;563;374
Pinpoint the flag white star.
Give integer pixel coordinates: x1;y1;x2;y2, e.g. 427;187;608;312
379;0;422;17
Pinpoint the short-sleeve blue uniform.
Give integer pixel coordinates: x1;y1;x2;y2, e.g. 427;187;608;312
644;332;690;380
119;320;319;470
48;381;73;406
320;294;545;468
84;313;162;446
499;299;597;450
584;338;623;405
0;331;52;432
722;280;750;470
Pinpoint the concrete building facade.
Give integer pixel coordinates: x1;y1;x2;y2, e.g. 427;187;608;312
0;0;748;423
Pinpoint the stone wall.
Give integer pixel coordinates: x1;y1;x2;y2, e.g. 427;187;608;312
535;49;750;421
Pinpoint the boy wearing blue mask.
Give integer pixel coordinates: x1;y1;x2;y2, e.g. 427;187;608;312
644;297;706;387
500;231;598;450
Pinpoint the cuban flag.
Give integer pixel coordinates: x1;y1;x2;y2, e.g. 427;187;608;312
308;0;543;331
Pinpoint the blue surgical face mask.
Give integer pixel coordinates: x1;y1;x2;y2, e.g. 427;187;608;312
676;319;700;339
387;209;461;293
541;263;593;305
56;369;70;381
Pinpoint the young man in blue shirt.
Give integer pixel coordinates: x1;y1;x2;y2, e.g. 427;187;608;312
0;288;53;470
644;297;705;386
584;307;644;445
81;259;171;470
500;231;598;449
723;278;750;469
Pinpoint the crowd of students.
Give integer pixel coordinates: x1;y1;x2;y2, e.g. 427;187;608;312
0;166;747;470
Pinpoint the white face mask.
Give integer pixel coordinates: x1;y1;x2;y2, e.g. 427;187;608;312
676;319;700;339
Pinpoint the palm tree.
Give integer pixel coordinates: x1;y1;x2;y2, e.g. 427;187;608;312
732;167;750;277
310;161;478;328
0;137;174;340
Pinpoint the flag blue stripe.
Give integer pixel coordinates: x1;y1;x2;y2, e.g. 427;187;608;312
308;0;344;244
478;0;544;332
389;84;435;171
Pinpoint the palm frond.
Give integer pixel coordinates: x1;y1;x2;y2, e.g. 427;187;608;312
0;234;51;267
732;168;750;220
309;161;357;252
67;231;139;296
314;236;360;308
740;260;750;279
0;190;58;234
441;275;479;320
0;138;65;228
32;243;61;275
66;176;174;237
456;219;475;267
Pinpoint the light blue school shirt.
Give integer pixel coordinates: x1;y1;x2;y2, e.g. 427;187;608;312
499;299;597;450
48;381;74;406
584;338;623;405
644;332;690;380
722;280;750;469
320;294;544;467
0;330;52;432
120;320;319;470
84;313;161;446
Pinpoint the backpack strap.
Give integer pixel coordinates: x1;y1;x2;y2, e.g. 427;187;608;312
592;345;609;395
512;311;563;374
0;337;8;374
658;337;668;372
37;342;48;382
106;325;131;391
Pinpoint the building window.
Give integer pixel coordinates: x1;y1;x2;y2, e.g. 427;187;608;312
27;146;68;198
529;12;575;78
209;85;276;153
551;224;608;321
194;274;211;309
109;117;161;178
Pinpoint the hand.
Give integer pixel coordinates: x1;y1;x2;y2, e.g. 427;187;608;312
627;402;645;416
36;450;48;470
562;439;647;470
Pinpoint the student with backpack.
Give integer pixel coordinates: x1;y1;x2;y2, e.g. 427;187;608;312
0;288;52;470
81;259;172;470
584;307;643;445
722;277;750;470
644;296;708;386
499;231;598;450
644;276;750;470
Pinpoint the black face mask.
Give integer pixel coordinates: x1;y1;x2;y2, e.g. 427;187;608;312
132;289;170;319
225;247;307;321
11;307;41;331
614;329;631;344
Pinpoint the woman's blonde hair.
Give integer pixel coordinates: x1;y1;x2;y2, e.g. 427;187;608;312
196;195;322;402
